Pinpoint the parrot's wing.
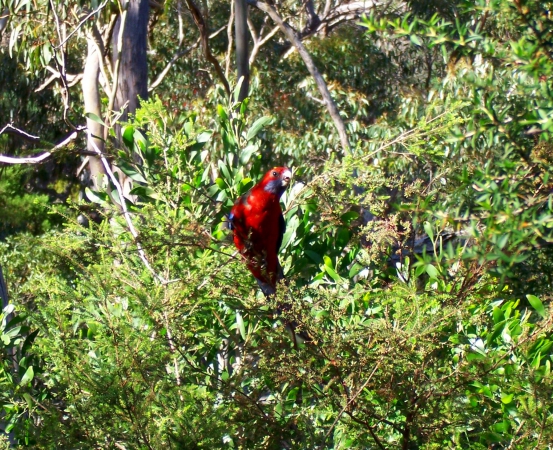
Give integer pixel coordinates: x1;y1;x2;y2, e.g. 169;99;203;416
277;212;286;253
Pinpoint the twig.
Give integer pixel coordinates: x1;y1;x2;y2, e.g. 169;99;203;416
85;128;174;285
320;361;381;449
225;0;235;78
54;0;110;49
150;38;201;92
150;25;225;92
0;124;40;142
0;127;80;164
90;24;114;97
249;22;279;65
247;0;350;152
184;0;231;96
35;70;82;92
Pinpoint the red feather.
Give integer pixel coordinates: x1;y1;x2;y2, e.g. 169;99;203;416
229;167;292;295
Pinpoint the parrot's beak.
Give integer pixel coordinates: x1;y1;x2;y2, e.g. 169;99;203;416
281;169;292;187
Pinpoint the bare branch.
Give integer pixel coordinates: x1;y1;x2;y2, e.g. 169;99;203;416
301;0;321;37
177;0;185;45
0;7;10;36
90;24;114;97
247;15;258;44
0;124;41;142
102;13;119;51
184;0;231;96
107;5;129;125
249;21;279;65
150;38;202;92
35;70;83;92
150;26;225;92
225;0;235;78
86;128;174;285
0;126;80;164
82;34;108;189
54;0;110;49
321;362;382;449
247;0;351;152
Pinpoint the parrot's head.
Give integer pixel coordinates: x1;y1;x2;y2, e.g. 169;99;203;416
261;167;292;196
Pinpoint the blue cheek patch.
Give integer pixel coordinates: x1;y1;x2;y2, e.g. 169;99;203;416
226;213;234;230
264;180;283;194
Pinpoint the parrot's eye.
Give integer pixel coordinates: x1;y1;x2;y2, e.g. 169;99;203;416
272;171;278;177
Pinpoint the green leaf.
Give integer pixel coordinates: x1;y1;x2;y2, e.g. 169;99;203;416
423;221;434;241
410;34;422;46
501;393;514;404
336;227;351;248
323;256;343;283
129;186;159;200
133;129;148;153
217;104;228;122
233;76;245;103
2;304;15;317
492;420;510;433
527;294;546;319
196;131;212;143
117;161;147;183
280;216;298;250
246;116;272;141
19;366;34;386
467;351;486;361
122;125;135;149
85;188;109;204
425;264;439;279
85;112;106;127
240;143;258;165
305;250;323;264
236;311;246;340
340;211;359;225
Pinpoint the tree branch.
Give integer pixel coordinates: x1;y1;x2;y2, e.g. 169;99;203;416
149;38;201;92
320;362;382;449
151;25;225;92
184;0;231;96
0;126;80;164
225;0;235;78
247;0;351;152
248;17;279;65
53;0;110;49
85;128;175;285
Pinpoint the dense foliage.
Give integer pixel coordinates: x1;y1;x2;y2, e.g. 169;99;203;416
2;0;553;448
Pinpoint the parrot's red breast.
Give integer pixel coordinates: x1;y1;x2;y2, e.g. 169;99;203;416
229;167;292;295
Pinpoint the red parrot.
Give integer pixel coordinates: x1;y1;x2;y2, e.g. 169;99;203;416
228;167;292;296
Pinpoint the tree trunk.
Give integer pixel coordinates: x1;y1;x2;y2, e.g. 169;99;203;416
111;0;149;198
82;36;107;191
112;0;150;122
235;0;249;102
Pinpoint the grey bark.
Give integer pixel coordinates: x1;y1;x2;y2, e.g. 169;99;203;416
111;0;149;198
112;0;150;122
235;0;249;102
82;36;107;190
247;0;351;153
301;0;321;36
